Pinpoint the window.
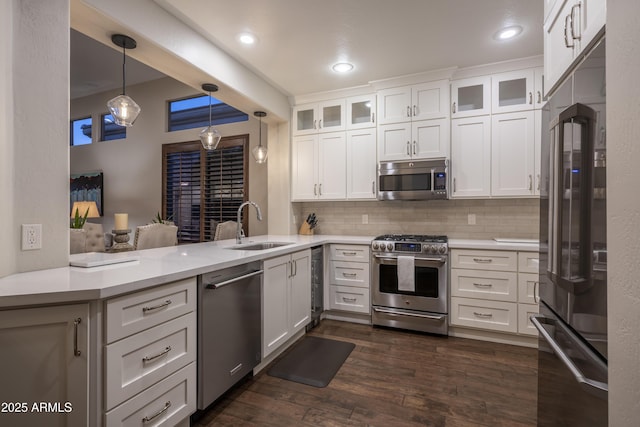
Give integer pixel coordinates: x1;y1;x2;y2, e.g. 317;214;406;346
167;95;248;132
70;117;92;146
162;135;248;243
101;114;126;141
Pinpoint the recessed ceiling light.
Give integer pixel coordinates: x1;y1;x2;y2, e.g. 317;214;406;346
238;32;257;45
495;25;523;40
332;62;354;73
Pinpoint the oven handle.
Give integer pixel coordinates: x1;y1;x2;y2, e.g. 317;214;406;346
373;254;446;264
373;306;445;321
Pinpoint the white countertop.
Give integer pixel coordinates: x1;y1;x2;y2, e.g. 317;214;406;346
0;235;373;308
0;235;538;308
449;238;539;252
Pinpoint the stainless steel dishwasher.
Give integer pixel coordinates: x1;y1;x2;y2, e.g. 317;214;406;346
197;261;262;410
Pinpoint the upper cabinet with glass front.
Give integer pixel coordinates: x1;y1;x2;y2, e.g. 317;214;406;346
346;94;377;130
292;100;346;136
491;68;545;114
451;76;491;118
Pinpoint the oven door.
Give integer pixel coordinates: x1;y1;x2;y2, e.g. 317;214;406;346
371;254;448;314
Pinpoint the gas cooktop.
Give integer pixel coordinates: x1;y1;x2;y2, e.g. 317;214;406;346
373;234;448;243
372;234;448;254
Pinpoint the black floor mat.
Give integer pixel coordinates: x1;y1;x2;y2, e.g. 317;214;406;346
267;336;355;388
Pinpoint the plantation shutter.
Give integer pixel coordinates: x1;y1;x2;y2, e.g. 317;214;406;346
162;136;248;243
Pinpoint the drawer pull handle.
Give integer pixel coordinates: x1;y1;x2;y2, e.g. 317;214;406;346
142;299;172;313
73;318;82;357
473;312;493;318
342;251;357;256
342;297;357;303
473;283;492;288
142;401;171;423
472;258;493;263
230;363;243;376
143;346;172;363
342;272;357;278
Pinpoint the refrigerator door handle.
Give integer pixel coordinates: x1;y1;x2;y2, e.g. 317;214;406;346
531;315;608;400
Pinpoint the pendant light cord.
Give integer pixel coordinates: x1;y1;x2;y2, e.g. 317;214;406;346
121;44;127;96
208;90;212;125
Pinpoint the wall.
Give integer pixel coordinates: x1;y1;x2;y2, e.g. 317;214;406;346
70;77;268;241
607;1;640;424
0;0;70;275
293;199;539;239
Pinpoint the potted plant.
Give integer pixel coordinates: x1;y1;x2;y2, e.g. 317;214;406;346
70;207;90;229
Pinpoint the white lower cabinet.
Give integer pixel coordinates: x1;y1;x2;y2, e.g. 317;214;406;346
327;244;370;315
450;249;539;340
104;278;197;425
262;249;311;359
0;303;89;427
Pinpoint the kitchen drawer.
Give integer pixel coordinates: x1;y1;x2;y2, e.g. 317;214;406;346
451;249;517;272
105;278;196;343
105;362;196;427
330;244;370;262
329;285;370;314
518;273;539;304
105;312;196;410
518;303;539;336
450;297;518;333
330;260;370;288
518;252;539;274
451;269;517;302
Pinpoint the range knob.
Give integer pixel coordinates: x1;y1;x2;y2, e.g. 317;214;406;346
386;243;393;251
438;246;447;254
372;242;379;250
429;245;438;254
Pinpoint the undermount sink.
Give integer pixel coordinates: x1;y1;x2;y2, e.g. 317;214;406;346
227;242;294;251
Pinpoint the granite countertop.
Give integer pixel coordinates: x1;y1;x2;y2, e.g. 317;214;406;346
0;235;373;308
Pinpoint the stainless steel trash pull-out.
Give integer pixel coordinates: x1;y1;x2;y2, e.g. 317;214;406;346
197;262;262;410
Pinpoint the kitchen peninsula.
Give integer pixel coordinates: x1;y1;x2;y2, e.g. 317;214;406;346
0;234;538;426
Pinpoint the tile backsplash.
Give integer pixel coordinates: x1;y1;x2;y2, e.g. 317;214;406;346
293;199;539;240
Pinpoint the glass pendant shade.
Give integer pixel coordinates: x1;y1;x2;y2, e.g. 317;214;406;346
200;126;222;150
200;83;221;150
252;111;268;163
252;145;268;163
107;94;141;127
108;35;141;127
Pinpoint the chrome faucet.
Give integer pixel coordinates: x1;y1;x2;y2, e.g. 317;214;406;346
236;201;262;244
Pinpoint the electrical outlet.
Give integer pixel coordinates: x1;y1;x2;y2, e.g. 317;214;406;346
22;224;42;250
362;214;369;224
468;214;476;225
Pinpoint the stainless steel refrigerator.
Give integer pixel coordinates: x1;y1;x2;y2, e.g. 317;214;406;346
533;36;607;426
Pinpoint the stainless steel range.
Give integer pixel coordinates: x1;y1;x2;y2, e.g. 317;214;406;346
371;234;448;335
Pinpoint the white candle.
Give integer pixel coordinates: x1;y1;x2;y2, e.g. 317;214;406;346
114;213;128;230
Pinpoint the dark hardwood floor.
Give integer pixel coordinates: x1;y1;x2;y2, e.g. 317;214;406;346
193;320;538;426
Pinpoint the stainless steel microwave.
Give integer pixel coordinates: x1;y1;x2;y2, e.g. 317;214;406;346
377;159;448;201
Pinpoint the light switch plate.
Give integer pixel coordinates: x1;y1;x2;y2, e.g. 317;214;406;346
468;214;476;225
362;214;369;224
22;224;42;250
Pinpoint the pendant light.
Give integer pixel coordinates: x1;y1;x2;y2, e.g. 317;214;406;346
252;111;268;163
107;34;141;127
200;83;222;150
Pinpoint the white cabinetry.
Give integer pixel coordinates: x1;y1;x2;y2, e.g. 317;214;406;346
544;0;606;95
327;244;371;314
293;100;345;135
377;80;449;125
346;94;377;130
451;76;491;118
0;304;89;426
347;128;377;199
103;278;197;425
491;69;545;114
377;80;450;161
491;111;536;196
262;249;311;358
291;132;346;201
451;116;491;197
450;249;539;339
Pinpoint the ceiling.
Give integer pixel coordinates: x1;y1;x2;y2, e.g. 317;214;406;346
71;0;543;99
